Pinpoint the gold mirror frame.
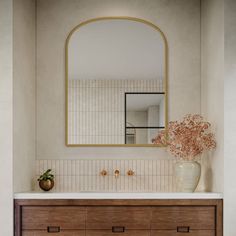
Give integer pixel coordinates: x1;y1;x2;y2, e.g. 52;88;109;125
65;16;168;147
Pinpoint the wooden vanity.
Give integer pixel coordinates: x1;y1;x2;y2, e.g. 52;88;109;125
14;193;223;236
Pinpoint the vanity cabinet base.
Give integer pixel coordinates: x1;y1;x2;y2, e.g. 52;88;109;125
15;199;223;236
22;230;85;236
87;230;150;236
151;230;215;236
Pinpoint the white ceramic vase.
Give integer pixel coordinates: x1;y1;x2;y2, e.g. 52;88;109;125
175;161;201;192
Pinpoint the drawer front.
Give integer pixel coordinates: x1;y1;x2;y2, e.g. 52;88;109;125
151;230;215;236
87;230;150;236
87;207;151;229
22;206;86;230
22;230;85;236
151;206;215;230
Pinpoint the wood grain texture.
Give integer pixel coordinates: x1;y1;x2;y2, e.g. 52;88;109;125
216;200;223;236
15;199;222;206
22;230;85;236
151;230;215;236
151;206;215;230
15;199;223;236
87;206;151;229
86;230;150;236
14;203;21;236
22;206;86;230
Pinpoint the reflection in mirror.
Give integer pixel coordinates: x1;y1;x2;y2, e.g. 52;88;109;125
125;93;165;144
66;17;168;146
126;122;136;144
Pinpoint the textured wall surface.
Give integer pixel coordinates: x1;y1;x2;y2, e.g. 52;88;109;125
0;0;13;234
13;0;36;192
224;0;236;234
201;0;224;192
36;159;176;192
36;0;201;160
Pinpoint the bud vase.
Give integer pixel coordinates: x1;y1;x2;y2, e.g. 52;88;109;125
175;161;201;192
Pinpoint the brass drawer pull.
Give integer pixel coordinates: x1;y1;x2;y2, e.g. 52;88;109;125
47;226;60;233
112;226;125;233
177;226;190;233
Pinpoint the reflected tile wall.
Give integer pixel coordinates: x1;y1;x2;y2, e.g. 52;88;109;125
35;159;176;192
68;79;163;144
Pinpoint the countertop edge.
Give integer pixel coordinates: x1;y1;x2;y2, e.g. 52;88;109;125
14;192;223;200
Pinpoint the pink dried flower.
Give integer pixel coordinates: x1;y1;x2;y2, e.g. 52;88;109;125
152;114;216;160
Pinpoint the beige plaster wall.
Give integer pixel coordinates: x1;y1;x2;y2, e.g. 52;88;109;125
0;0;14;234
200;0;224;192
13;0;36;192
36;0;201;160
224;0;236;234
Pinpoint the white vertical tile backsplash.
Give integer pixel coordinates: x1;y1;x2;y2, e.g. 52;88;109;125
35;159;175;192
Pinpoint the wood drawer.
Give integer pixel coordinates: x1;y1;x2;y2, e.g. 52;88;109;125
151;206;215;230
86;207;151;229
151;230;215;236
86;230;150;236
22;230;85;236
22;206;86;230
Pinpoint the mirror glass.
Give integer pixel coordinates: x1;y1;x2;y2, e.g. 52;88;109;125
125;93;165;144
66;18;168;146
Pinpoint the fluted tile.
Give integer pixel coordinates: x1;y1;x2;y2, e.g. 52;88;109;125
35;159;176;192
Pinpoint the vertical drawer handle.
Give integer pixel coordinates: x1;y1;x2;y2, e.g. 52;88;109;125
47;226;60;233
112;226;125;233
177;226;190;233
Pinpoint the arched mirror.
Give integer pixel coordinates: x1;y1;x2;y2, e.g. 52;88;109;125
65;17;168;146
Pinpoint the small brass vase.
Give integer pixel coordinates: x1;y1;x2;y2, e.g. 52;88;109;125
39;179;54;191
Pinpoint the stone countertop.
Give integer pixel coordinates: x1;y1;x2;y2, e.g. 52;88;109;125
14;192;223;199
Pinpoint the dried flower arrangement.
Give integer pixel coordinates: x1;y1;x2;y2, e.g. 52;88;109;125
152;114;216;160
